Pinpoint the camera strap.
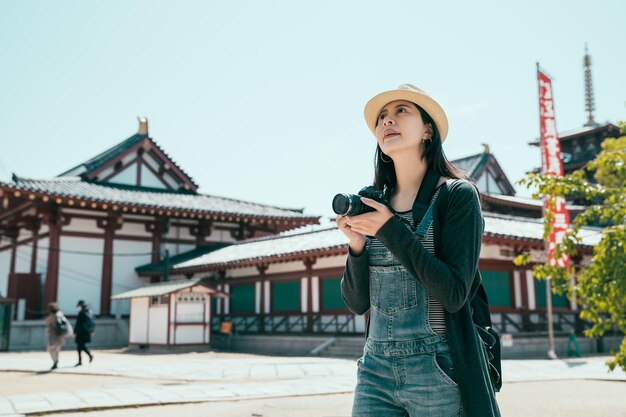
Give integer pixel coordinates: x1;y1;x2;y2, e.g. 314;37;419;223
411;168;440;226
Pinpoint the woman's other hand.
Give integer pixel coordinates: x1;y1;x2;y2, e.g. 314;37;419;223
336;197;393;255
347;198;393;236
336;215;366;256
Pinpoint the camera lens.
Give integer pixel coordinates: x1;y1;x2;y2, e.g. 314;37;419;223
332;194;351;215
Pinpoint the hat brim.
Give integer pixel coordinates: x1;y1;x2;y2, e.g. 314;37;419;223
364;89;449;142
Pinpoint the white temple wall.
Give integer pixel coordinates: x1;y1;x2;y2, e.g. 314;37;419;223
140;165;165;189
0;250;10;297
267;261;306;275
111;239;152;316
166;224;194;241
162;242;195;258
63;218;98;233
206;227;237;243
314;256;345;270
36;237;49;282
14;244;32;274
109;163;138;186
56;236;103;314
480;243;511;260
228;267;259;278
118;221;151;238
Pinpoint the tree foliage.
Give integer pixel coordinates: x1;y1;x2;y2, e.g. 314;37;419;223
515;121;626;371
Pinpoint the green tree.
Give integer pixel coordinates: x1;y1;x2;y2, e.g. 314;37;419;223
515;121;626;371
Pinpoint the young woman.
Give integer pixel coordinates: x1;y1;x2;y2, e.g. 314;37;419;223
44;302;73;370
337;84;500;416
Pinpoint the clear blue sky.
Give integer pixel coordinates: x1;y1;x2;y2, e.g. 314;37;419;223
1;1;624;218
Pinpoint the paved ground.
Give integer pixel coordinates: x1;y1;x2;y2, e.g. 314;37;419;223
0;349;625;416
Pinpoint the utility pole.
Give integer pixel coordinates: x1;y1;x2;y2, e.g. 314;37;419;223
546;276;557;359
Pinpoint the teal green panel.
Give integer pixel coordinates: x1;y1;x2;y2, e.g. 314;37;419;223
230;284;255;313
480;270;512;307
535;279;569;308
272;281;301;312
321;277;345;310
211;296;217;315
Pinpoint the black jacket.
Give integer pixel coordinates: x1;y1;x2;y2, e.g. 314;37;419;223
74;308;92;344
341;179;501;417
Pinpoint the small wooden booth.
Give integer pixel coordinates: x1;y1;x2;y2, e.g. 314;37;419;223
111;278;227;348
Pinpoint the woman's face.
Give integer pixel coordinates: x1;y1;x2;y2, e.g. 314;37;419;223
375;100;432;157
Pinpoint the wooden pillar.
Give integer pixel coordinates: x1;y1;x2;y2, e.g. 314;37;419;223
26;219;41;275
304;258;316;333
43;209;62;307
218;271;227;319
97;215;123;316
5;227;19;301
257;264;268;333
146;217;168;283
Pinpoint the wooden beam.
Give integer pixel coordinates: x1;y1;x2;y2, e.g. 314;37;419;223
0;199;35;223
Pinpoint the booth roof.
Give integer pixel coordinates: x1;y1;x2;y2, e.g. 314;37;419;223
111;278;226;300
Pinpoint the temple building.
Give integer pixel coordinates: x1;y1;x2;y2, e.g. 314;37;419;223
0;118;319;319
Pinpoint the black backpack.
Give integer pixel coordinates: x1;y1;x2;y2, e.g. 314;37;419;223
471;276;503;392
83;310;96;332
55;315;70;336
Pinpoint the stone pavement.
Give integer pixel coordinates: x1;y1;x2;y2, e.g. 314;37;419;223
0;349;625;416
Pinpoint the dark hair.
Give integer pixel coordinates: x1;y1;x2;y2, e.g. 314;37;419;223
48;302;59;314
373;103;468;192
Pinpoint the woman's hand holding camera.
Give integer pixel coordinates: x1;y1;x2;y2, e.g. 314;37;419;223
336;197;393;256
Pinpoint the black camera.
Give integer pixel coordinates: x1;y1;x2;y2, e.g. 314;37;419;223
332;186;389;216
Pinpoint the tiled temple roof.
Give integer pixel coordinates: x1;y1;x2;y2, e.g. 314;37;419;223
165;215;601;273
1;176;319;223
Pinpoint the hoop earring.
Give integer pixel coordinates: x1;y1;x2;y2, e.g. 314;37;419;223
380;153;392;163
422;136;432;143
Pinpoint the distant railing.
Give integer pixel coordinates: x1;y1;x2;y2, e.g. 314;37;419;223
212;313;359;335
213;311;619;337
491;311;587;334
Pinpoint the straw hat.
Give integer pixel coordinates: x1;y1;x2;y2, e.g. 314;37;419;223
364;84;449;142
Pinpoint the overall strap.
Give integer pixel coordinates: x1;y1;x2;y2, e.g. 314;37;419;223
411;168;440;226
415;193;437;239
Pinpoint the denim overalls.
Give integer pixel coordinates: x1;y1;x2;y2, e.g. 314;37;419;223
352;193;462;417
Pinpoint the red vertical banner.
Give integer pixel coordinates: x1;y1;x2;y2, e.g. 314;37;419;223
537;67;570;268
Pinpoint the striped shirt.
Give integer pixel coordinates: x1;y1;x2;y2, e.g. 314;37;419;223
367;188;446;334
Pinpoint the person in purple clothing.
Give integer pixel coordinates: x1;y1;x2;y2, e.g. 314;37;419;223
336;84;500;416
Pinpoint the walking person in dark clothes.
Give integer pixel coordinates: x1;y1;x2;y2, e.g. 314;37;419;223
337;84;500;416
74;300;94;366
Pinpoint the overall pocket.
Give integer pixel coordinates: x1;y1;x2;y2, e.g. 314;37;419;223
369;265;417;314
433;350;458;386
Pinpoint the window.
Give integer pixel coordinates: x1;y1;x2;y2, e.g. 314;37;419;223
272;281;301;312
151;295;169;305
480;270;512;307
535;280;569;309
176;293;207;303
230;284;255;313
321;277;346;310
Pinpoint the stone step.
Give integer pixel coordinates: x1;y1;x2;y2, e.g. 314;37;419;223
317;337;365;358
